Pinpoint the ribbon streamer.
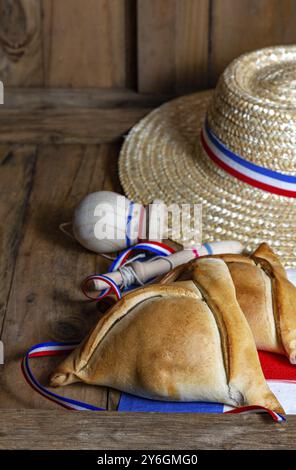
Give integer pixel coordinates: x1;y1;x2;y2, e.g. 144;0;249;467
81;241;175;302
21;342;104;411
21;342;285;422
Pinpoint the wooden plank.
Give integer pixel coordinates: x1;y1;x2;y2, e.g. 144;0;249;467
138;0;175;93
0;0;43;86
0;145;36;333
0;88;171;144
107;388;121;412
2;88;171;109
0;106;152;144
137;0;209;93
209;0;296;85
0;143;121;410
42;0;136;87
174;0;210;92
0;410;294;449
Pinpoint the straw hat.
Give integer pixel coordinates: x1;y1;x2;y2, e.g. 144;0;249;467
119;46;296;267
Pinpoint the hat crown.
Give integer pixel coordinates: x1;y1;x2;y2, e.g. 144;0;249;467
207;46;296;174
250;63;296;106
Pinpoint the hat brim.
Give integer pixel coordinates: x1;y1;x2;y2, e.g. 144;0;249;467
119;91;295;267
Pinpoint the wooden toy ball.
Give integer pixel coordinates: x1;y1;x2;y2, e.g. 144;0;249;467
72;191;165;253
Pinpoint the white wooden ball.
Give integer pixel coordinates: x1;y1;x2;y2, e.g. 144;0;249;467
73;191;144;253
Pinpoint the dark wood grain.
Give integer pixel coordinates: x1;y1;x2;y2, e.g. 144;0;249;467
0;88;171;144
2;0;296;91
42;0;136;87
0;0;43;85
0;0;136;88
2;87;171;108
0;145;36;332
0;143;121;410
138;0;209;93
0;410;294;449
0;107;151;144
209;0;296;85
138;0;296;92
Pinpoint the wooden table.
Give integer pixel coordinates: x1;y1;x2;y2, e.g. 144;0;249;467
0;89;295;450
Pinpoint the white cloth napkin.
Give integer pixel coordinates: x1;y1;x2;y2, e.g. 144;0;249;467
287;268;296;286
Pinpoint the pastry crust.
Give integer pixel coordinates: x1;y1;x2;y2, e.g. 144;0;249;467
161;243;296;363
251;243;296;363
227;262;282;353
191;259;282;412
50;259;283;414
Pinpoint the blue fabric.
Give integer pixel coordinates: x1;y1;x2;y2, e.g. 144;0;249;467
118;393;224;413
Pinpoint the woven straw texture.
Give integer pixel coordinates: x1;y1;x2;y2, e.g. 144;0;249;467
119;46;296;267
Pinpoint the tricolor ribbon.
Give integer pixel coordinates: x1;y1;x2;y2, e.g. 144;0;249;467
125;201;135;247
21;342;104;411
126;201;146;247
81;241;176;302
109;240;175;272
21;342;285;422
224;405;285;422
201;121;296;198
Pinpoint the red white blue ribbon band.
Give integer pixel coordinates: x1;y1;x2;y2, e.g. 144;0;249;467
110;241;175;272
81;273;122;301
125;201;134;247
21;342;104;411
201;122;296;198
224;405;285;422
21;341;285;421
81;241;176;302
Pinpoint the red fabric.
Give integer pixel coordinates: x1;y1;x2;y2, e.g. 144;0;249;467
259;351;296;381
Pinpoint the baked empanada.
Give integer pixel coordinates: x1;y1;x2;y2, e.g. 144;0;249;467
161;243;296;364
50;258;283;413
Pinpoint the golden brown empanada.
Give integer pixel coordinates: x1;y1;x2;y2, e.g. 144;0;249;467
50;258;283;414
161;243;296;364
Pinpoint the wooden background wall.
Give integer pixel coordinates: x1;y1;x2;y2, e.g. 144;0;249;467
1;0;296;93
